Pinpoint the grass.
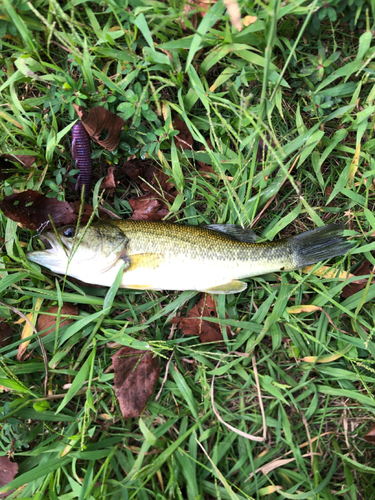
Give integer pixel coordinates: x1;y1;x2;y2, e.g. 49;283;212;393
1;0;375;498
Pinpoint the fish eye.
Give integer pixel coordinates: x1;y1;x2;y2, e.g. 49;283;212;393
63;227;75;238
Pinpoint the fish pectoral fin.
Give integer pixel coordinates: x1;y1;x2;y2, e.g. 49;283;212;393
202;280;247;294
128;253;164;270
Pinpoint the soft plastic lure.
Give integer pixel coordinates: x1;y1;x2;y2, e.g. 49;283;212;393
71;122;92;193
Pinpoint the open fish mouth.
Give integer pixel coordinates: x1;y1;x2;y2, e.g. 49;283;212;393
38;234;54;251
37;232;73;256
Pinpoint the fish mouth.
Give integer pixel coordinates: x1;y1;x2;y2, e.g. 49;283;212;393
27;232;72;269
39;234;53;251
38;233;72;256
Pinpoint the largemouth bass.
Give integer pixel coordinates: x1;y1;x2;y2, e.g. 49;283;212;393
27;221;352;294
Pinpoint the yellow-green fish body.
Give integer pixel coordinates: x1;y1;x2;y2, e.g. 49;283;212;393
27;220;352;294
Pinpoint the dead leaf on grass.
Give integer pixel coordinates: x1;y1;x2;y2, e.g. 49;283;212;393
124;161;178;220
0;456;18;499
0;322;13;348
341;260;373;299
0;153;37;169
140;168;178;204
197;139;216;177
172;294;232;343
243;15;257;26
0;190;77;231
112;346;160;419
74;105;125;151
37;304;79;338
128;194;169;220
122;159;149;184
100;166;117;195
16;297;43;361
173;116;193;150
70;200;112;224
364;424;375;443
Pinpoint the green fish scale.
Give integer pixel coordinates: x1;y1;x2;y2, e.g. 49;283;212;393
107;220;297;272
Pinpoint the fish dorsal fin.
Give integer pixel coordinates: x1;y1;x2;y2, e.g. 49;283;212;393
203;224;257;243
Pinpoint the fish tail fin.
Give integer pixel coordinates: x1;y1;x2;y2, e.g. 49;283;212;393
291;224;352;268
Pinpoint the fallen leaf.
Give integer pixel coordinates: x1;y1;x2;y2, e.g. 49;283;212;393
287;305;321;314
0;190;77;231
140;168;177;204
100;166;116;195
124;161;178;221
0;153;37;169
17;298;43;361
173;116;193;150
302;265;354;280
364;424;375;443
122;159;148;184
301;343;352;363
0;322;13;348
243;15;257;26
347;142;361;188
70;201;112;224
287;304;346;333
197;139;216;177
128;194;169;220
341;260;373;299
112;346;160;419
37;304;79;338
0;456;18;499
172;294;232;343
74;104;125;151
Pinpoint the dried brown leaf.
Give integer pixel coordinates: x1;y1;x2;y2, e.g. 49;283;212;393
37;304;79;338
128;194;169;221
74;105;125;151
173;117;193;150
364;424;375;443
172;294;232;343
1;154;37;169
70;201;112;224
140;169;177;204
0;456;18;499
0;190;77;231
112;346;160;419
100;166;116;195
341;260;373;299
243;15;257;26
122;160;148;184
0;322;13;348
16;311;35;361
197;139;216;177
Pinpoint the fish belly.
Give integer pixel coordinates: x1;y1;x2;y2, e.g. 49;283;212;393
121;256;234;292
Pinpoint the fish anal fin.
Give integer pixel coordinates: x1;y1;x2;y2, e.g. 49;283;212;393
125;284;160;290
203;224;257;243
202;280;247;294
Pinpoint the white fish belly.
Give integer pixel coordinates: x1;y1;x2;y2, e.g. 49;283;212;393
121;256;236;291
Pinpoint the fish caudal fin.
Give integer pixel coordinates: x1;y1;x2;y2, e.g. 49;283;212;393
291;224;352;269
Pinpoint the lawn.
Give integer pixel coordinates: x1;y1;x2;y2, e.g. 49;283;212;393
0;0;375;498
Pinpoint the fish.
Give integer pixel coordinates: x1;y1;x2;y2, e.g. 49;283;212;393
27;221;352;294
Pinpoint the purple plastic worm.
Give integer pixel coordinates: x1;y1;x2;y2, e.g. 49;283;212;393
71;122;92;193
